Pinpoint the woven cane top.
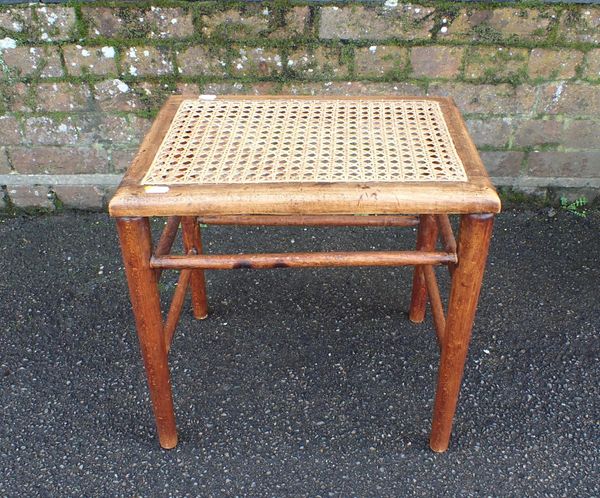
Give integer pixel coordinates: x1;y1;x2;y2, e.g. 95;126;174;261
142;98;468;186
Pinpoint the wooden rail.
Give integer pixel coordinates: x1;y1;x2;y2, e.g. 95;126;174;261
151;250;458;270
197;214;419;227
164;269;191;352
423;265;446;349
435;214;457;275
154;216;181;280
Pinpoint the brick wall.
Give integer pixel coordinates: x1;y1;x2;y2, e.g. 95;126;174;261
0;2;599;210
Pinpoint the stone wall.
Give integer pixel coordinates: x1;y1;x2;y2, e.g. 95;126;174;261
0;2;599;210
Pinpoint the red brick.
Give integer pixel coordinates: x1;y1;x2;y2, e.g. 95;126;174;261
410;46;464;78
93;80;144;112
560;7;600;45
319;5;434;41
201;82;280;95
201;7;269;39
271;7;310;39
104;185;118;202
53;185;104;210
34;6;77;42
76;114;151;146
9;146;109;174
63;45;118;76
528;49;583;80
287;47;348;79
122;46;173;77
354;46;408;78
175;82;201;95
465;119;512;147
582;49;600;80
513;119;563;147
0;147;10;173
480;151;524;176
99;115;150;145
539;83;600;116
465;47;528;81
528;151;600;177
23;115;78;145
83;7;193;39
562;120;600;149
0;8;33;36
129;115;153;140
0;6;74;42
7;185;54;209
427;82;535;114
202;6;309;40
110;148;137;173
282;81;425;96
5;83;31;113
135;81;174;112
1;46;62;77
38;83;91;112
446;8;553;42
176;46;228;77
0;115;22;145
231;48;282;77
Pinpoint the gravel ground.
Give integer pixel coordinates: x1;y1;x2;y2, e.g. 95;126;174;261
0;209;598;497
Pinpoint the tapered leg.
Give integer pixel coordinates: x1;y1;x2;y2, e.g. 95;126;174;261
181;217;209;319
430;213;494;452
116;217;178;449
409;214;438;323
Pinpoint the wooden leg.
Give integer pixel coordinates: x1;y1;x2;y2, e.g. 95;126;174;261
181;217;209;319
430;213;494;452
409;214;438;323
116;217;178;449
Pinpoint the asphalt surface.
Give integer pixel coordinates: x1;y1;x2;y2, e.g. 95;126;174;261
0;209;598;496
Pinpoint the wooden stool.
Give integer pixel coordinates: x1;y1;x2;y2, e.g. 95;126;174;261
109;95;501;452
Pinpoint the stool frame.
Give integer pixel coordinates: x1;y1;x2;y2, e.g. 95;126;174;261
111;95;500;452
116;211;493;453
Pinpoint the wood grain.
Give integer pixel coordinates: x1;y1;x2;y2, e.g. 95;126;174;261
150;250;458;270
116;217;178;449
197;214;419;227
409;214;439;323
181;217;209;319
429;213;494;453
